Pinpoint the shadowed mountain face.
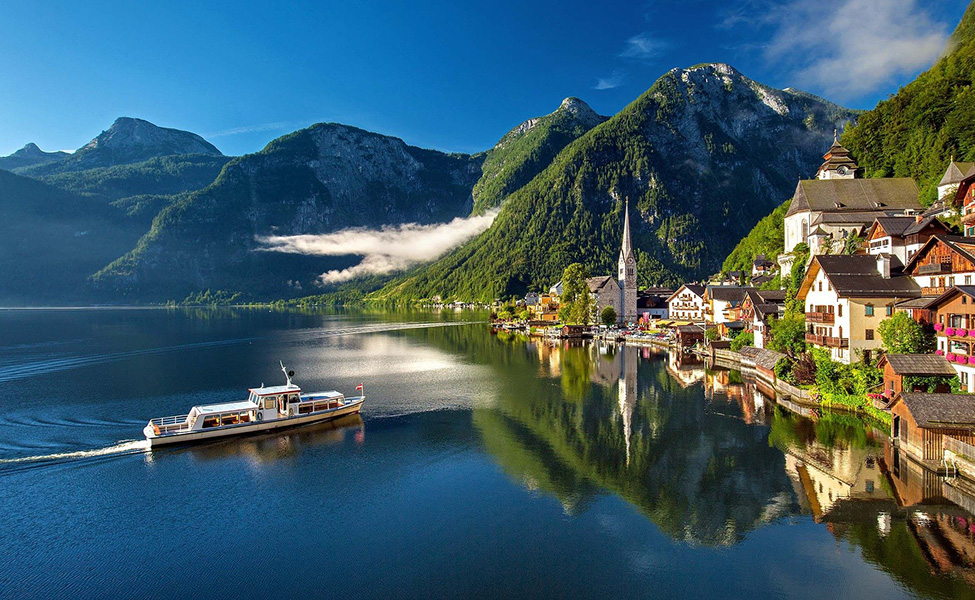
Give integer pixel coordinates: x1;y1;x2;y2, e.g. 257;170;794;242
376;64;857;301
90;124;485;300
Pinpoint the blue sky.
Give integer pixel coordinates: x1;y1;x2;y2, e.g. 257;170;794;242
0;0;969;157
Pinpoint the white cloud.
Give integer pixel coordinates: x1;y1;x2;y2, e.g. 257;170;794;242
258;210;499;285
620;33;669;61
594;70;626;90
760;0;950;99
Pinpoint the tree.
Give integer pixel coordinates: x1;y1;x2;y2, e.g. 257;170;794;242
518;310;531;321
705;327;720;342
497;308;512;321
561;263;595;325
601;306;617;326
768;313;807;356
878;312;936;354
730;330;754;352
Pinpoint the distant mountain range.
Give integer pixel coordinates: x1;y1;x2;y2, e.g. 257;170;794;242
0;63;858;303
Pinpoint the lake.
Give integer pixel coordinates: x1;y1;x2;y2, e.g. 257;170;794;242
1;308;974;599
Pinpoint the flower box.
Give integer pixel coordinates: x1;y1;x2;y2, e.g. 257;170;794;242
947;353;956;361
937;349;945;356
959;355;969;364
935;323;945;331
968;356;975;365
947;327;956;336
960;329;969;338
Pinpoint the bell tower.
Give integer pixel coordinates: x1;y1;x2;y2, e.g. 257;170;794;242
618;199;637;324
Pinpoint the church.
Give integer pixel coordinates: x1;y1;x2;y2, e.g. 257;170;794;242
587;200;638;324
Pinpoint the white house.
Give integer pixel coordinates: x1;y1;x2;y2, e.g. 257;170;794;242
667;284;706;323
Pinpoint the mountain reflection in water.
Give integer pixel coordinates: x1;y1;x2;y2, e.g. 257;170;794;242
461;330;975;594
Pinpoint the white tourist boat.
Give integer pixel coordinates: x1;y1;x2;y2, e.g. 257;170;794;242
144;363;364;448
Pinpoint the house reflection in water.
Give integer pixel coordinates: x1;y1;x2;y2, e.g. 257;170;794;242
666;349;705;388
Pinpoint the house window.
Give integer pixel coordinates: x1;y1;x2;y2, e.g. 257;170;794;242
838;305;842;317
950;276;956;286
962;371;970;388
818;281;822;292
965;296;969;305
865;304;874;316
967;275;972;285
865;329;874;340
886;304;893;316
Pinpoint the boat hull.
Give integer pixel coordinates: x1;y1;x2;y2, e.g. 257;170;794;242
145;398;364;448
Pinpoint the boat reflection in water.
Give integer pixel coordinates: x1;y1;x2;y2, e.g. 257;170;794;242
476;334;975;593
153;414;365;465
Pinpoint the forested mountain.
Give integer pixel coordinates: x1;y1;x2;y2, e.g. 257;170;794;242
90;124;485;300
0;143;69;171
374;64;855;302
472;97;605;214
842;1;975;204
721;199;790;275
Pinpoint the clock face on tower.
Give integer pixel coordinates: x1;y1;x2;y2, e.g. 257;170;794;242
837;165;848;176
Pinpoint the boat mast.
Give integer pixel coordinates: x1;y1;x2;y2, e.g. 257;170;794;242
280;361;294;387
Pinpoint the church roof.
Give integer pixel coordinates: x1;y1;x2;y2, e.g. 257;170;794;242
786;178;921;217
586;276;619;293
939;160;975;187
815;134;858;176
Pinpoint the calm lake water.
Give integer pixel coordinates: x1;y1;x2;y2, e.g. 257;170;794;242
2;308;975;599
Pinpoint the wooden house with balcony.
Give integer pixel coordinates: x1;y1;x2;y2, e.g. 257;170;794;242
797;254;920;364
739;289;786;349
888;392;975;462
865;216;947;265
921;286;975;393
904;235;975;296
953;166;975;235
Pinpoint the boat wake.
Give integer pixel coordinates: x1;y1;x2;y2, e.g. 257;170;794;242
0;320;483;384
0;439;149;470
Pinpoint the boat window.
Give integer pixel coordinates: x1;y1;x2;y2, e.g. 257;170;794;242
223;413;240;426
264;397;276;410
202;415;220;428
239;412;251;423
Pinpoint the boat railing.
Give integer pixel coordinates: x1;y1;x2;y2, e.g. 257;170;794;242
149;414;191;434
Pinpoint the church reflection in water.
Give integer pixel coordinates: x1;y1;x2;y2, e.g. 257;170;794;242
477;336;975;592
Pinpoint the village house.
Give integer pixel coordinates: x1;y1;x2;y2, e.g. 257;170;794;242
666;284;706;323
955;167;975;237
903;235;975;296
864;216;948;265
751;254;775;278
781;137;922;269
877;354;956;397
637;288;671;321
797;254;920;364
528;292;559;322
920;286;975;393
738;289;786;349
888;392;975;463
704;285;753;325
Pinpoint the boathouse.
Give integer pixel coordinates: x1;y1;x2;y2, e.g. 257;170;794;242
877;354;956;397
888;392;975;462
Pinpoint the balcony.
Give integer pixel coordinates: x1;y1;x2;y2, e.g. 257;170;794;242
918;262;951;275
805;311;835;324
922;286;949;296
962;209;975;225
805;333;849;348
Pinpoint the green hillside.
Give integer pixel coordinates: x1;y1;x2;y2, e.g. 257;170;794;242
842;2;975;204
472;97;604;214
721;199;790;275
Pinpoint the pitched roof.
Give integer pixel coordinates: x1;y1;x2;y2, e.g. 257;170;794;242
905;235;975;273
811;211;885;225
919;285;975;311
739;346;785;370
894;296;939;310
786;178;921;217
755;289;787;302
879;354;956;376
754;303;783;318
706;285;754;303
897;393;975;429
586;276;619;293
667;284;705;302
800;254;920;299
939;160;975;187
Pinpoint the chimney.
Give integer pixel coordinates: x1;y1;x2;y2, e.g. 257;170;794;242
877;254;891;279
916;214;922;224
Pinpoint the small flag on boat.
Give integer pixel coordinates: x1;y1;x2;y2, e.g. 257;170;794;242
356;383;363;392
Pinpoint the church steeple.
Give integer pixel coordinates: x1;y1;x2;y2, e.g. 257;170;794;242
618;198;637;323
619;198;634;263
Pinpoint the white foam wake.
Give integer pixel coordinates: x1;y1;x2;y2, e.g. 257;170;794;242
0;439;149;465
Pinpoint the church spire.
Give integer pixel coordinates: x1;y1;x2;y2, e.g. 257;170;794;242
620;198;633;261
